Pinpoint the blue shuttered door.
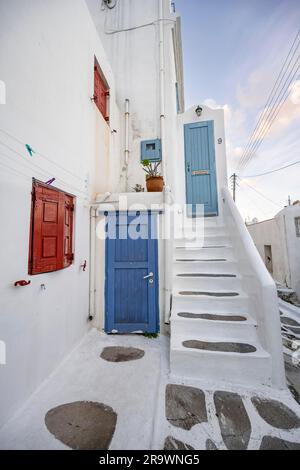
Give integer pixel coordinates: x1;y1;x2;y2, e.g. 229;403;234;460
184;121;218;216
105;212;159;334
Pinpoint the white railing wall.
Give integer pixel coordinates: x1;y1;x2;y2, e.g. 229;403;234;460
222;187;286;389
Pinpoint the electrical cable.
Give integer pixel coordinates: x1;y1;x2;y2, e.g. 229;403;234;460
243;158;300;178
0;141;88;196
238;177;282;208
237;29;300;171
238;30;300;169
239;66;300;171
0;127;86;183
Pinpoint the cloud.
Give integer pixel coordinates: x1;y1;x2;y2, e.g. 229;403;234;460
250;80;300;141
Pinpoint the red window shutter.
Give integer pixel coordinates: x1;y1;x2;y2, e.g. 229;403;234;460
29;181;75;275
94;65;109;121
63;195;74;268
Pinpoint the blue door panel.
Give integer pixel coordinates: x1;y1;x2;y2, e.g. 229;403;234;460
105;212;159;334
185;121;218;216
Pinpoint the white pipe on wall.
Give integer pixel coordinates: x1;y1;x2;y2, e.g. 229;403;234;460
124;99;130;192
158;0;172;324
89;192;111;321
158;0;167;184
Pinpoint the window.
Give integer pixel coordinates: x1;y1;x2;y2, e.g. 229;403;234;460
295;217;300;237
28;180;75;275
94;60;109;122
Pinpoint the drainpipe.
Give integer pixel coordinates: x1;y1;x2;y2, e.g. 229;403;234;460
124;99;130;191
89;192;111;322
158;0;172;323
159;0;167;184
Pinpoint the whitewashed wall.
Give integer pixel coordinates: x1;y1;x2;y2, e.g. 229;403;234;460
86;0;180;192
247;219;288;285
0;0;122;427
248;204;300;298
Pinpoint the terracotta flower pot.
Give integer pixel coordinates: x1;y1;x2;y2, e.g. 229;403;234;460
146;176;164;192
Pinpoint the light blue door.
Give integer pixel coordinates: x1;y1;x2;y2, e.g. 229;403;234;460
184;121;218;216
105;212;159;334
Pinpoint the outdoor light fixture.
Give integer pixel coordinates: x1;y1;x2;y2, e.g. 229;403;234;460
195;106;203;117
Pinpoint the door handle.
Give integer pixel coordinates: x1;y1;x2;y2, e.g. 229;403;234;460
143;272;154;280
187;162;191;173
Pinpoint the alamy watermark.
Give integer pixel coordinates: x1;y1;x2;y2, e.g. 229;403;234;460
95;198;205;244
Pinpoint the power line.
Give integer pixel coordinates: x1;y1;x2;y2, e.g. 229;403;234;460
239;65;300;171
0;128;86;183
237;29;300;172
0;141;88;196
238;177;282;208
243;158;300;178
238;184;273;219
238;30;300;170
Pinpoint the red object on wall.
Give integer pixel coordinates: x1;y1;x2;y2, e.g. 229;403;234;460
14;280;31;287
94;63;109;121
28;180;75;275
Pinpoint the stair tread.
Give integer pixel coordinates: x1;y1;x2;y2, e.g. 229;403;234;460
175;273;238;278
171;334;269;358
173;289;247;298
173;312;253;323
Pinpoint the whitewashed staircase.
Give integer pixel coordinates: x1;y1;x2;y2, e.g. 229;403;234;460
170;216;272;387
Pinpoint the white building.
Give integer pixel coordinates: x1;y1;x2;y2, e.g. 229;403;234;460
0;0;285;429
248;203;300;300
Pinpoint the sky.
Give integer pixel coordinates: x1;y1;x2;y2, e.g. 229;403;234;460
176;0;300;222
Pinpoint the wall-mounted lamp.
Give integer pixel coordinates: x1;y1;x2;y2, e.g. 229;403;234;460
195;106;203;117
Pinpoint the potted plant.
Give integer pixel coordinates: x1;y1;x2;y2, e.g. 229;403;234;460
141;160;164;192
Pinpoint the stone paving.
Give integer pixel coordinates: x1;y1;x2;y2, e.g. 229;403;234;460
163;384;300;450
1;329;300;450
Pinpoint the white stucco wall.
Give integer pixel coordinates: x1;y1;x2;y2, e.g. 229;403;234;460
248;204;300;298
276;205;300;298
0;0;122;427
86;0;180;192
247;219;288;285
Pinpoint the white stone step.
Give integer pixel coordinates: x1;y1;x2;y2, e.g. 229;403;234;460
172;290;249;313
175;234;231;246
171;310;258;341
173;260;239;275
177;226;228;239
174;246;235;261
170;333;272;387
173;274;242;291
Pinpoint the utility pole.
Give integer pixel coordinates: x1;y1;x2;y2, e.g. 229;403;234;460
230;174;237;202
288;195;291;206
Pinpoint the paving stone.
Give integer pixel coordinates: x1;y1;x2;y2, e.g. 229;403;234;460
214;391;251;450
252;397;300;429
281;317;300;327
260;436;300;450
165;384;207;431
45;401;117;450
183;340;256;354
285;353;300;405
100;347;145;363
287;327;300;336
164;436;194;450
206;439;218;450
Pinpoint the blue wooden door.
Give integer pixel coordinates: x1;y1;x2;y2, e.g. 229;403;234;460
184;121;218;216
105;212;159;334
